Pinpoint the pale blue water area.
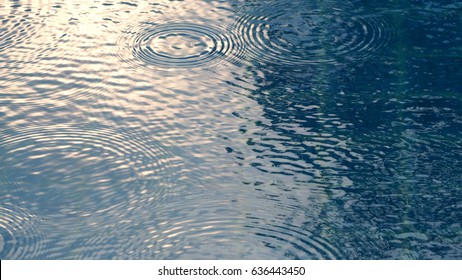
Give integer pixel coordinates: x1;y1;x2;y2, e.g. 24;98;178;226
0;0;461;259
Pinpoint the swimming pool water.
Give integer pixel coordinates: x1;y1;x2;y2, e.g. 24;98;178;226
0;0;461;259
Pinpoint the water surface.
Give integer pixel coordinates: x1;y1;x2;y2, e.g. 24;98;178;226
0;0;461;259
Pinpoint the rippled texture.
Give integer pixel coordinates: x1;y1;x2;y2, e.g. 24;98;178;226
114;1;244;70
117;21;243;69
1;125;181;217
0;1;66;56
0;203;53;259
1;0;461;259
233;0;393;65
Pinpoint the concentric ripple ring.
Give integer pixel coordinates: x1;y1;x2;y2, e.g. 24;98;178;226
0;125;181;220
117;22;243;69
233;3;393;65
0;203;50;259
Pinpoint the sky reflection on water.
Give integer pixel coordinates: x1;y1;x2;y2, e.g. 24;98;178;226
0;0;461;259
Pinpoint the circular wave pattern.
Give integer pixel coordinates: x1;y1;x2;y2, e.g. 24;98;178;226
111;193;260;259
111;192;343;259
117;22;243;69
245;213;342;259
0;203;50;259
234;5;393;65
0;125;181;220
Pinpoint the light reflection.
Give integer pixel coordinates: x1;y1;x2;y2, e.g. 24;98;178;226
1;0;460;260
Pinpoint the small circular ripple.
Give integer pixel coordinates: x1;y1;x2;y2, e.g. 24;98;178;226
116;21;243;69
0;203;50;259
233;2;393;65
0;125;181;220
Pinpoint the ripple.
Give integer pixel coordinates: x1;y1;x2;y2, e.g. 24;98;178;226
242;204;343;260
0;1;68;58
116;21;243;69
233;1;393;65
0;203;50;259
114;194;250;259
0;76;108;106
0;2;45;53
0;125;181;221
110;189;342;259
0;2;85;105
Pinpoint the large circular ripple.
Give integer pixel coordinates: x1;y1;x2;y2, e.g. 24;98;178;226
0;125;181;221
0;203;51;259
233;2;393;65
115;196;250;259
116;21;243;69
111;193;342;259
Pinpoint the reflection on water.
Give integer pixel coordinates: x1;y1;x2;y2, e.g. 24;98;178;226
117;21;243;69
0;0;461;259
0;203;56;259
0;125;181;218
233;0;394;65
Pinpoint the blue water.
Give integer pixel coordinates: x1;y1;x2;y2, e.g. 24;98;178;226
0;0;461;259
